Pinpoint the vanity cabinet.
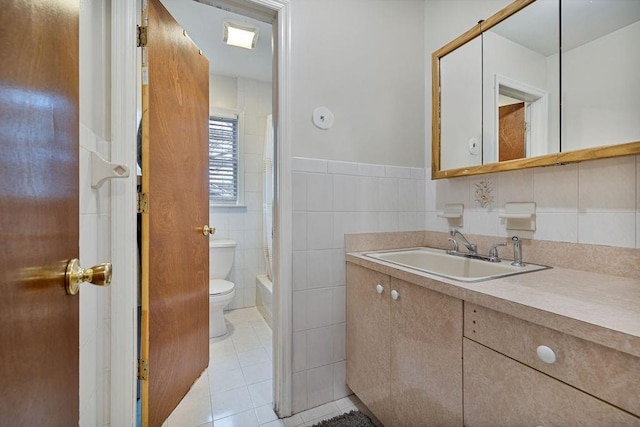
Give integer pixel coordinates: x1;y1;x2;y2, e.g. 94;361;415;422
346;264;392;425
464;303;640;426
346;263;463;426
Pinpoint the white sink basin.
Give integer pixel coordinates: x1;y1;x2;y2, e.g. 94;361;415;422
365;247;549;282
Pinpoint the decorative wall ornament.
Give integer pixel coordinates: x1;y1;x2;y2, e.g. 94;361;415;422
474;178;494;208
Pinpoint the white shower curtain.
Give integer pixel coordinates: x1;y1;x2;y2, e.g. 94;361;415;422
263;115;274;281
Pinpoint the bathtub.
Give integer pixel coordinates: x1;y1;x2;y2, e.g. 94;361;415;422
256;274;273;328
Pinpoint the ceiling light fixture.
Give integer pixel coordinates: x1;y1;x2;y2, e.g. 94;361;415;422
224;20;259;50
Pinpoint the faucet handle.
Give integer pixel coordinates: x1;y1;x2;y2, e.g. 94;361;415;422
489;242;507;260
447;237;458;253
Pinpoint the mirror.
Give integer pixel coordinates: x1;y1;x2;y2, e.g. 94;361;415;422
440;35;482;170
561;0;640;152
482;0;559;163
433;0;640;179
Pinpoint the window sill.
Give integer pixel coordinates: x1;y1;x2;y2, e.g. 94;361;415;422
210;203;247;209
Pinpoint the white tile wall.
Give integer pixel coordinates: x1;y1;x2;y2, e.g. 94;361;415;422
291;156;426;413
497;169;534;206
533;163;578;211
578;213;637;247
425;155;639;248
578;156;636;212
210;77;272;310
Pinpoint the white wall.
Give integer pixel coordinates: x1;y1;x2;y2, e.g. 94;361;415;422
210;76;272;310
291;0;425;168
289;0;428;412
79;0;111;425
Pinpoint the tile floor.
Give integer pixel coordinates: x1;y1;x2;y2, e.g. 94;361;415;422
162;307;365;427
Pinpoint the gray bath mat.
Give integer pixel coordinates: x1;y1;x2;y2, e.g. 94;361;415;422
310;410;375;427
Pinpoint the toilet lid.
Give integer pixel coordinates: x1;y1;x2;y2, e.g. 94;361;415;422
210;279;234;296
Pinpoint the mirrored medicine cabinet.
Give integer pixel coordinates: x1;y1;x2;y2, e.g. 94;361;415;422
432;0;640;179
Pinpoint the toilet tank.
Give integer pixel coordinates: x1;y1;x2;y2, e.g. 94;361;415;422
209;239;237;279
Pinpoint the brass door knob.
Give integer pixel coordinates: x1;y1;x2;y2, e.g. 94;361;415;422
65;259;112;295
202;225;216;236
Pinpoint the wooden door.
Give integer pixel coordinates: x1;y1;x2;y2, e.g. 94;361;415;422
389;279;463;426
498;102;525;162
345;264;392;426
140;0;210;425
0;0;80;424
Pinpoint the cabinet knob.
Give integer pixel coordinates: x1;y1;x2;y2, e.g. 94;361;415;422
376;284;384;294
536;345;556;364
391;289;400;300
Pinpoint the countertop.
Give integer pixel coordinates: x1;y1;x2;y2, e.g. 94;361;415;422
347;249;640;358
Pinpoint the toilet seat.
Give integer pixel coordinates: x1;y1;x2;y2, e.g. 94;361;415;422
210;279;234;296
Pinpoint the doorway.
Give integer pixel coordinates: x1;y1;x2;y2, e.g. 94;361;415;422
134;0;283;424
166;1;276;424
494;74;549;161
111;0;292;424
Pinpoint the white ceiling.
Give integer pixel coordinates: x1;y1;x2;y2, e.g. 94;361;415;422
162;0;640;81
491;0;640;56
161;0;273;82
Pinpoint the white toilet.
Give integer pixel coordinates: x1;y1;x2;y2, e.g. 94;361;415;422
209;239;237;338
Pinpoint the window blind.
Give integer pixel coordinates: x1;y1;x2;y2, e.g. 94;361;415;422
209;115;239;202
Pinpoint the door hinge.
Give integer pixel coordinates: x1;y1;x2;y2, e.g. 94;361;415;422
137;358;149;381
137;25;148;47
137;192;149;213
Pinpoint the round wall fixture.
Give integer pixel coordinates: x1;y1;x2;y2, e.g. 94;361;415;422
312;107;334;130
468;137;480;155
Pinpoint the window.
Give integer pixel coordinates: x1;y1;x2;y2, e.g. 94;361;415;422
209;115;239;203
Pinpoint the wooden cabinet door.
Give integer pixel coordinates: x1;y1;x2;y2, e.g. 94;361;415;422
0;1;80;424
140;1;210;425
464;338;640;427
346;264;392;426
390;279;463;426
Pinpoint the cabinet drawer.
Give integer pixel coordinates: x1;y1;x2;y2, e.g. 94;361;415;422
465;302;640;416
464;338;640;427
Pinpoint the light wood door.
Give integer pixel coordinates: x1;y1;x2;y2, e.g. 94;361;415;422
498;102;525;162
140;1;210;425
0;0;80;424
389;279;463;426
346;264;392;426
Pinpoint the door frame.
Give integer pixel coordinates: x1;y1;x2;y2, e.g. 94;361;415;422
493;74;548;161
110;2;139;426
109;0;293;423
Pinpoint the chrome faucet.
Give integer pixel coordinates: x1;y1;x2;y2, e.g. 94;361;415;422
489;242;507;262
450;229;477;254
447;230;508;263
511;236;525;267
